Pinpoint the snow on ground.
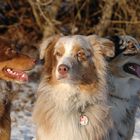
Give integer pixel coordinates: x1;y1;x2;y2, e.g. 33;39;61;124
132;109;140;140
11;66;41;140
10;73;140;140
11;82;140;140
11;82;37;140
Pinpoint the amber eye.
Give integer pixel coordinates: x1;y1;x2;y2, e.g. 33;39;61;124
55;51;62;57
76;50;88;62
77;51;85;57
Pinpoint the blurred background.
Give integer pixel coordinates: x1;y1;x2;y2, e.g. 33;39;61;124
0;0;140;54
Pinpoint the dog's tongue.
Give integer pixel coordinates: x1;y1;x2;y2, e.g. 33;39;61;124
4;68;28;82
14;70;28;82
136;66;140;78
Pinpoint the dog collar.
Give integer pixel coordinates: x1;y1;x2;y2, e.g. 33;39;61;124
80;115;89;126
78;104;90;126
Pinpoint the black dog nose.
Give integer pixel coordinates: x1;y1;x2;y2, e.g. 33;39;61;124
58;64;69;75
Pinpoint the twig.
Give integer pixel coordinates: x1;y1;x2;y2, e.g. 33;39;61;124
111;20;140;24
94;0;117;36
28;0;43;30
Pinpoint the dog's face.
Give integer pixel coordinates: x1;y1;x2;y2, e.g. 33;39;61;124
52;36;96;84
109;35;140;80
40;35;114;85
0;39;36;83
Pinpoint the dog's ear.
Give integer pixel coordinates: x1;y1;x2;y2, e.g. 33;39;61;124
39;35;60;77
39;35;60;60
120;35;140;55
87;35;115;58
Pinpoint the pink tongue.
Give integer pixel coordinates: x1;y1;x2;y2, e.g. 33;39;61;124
136;66;140;78
17;72;28;82
7;69;28;82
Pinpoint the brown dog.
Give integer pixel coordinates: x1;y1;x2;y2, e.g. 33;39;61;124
33;35;118;140
0;38;35;140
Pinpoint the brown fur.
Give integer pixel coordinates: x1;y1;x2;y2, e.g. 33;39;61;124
0;38;35;140
33;35;117;140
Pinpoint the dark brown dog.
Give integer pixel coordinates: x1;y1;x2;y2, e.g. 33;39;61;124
0;38;35;140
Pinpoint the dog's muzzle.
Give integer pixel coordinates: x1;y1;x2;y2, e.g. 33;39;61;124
58;64;70;76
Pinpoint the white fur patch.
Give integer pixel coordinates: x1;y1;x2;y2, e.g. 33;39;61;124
33;35;117;140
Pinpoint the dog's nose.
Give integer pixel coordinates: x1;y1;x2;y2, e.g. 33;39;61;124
58;64;69;75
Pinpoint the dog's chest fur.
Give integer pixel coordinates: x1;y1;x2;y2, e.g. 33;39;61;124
33;83;115;140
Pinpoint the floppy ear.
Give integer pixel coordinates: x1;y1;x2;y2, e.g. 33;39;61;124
39;35;60;60
87;35;115;58
39;35;60;77
120;35;140;55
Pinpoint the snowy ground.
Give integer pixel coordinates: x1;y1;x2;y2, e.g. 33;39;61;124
10;76;140;140
11;82;37;140
132;109;140;140
11;66;41;140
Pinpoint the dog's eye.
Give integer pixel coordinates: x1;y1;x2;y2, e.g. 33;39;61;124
77;50;88;62
77;51;85;58
55;51;62;57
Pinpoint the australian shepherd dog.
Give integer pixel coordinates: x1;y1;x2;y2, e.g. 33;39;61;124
33;35;117;140
107;35;140;140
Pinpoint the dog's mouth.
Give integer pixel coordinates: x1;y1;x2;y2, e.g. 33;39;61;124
2;67;28;82
123;63;140;78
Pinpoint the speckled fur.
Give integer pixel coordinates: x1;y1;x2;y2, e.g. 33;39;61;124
33;35;117;140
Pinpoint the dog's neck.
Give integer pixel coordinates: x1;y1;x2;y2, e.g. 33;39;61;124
33;82;114;140
46;83;107;111
109;74;140;99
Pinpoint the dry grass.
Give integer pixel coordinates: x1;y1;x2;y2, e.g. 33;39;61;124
0;0;140;46
28;0;140;41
